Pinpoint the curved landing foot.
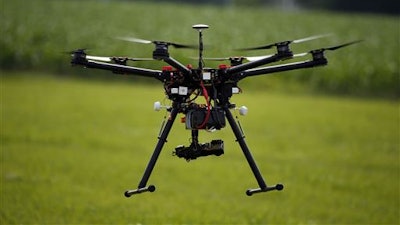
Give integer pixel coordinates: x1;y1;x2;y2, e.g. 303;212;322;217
124;185;156;197
246;184;284;196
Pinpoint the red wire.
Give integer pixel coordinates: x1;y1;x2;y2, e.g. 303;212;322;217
197;81;211;129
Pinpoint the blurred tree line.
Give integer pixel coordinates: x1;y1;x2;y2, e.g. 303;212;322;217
135;0;399;15
297;0;399;15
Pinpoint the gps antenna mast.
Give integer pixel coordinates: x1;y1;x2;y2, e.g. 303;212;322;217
192;24;209;70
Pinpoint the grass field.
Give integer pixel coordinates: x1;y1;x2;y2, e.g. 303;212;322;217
1;71;398;224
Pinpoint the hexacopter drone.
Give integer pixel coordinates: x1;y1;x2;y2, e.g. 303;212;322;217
69;24;361;197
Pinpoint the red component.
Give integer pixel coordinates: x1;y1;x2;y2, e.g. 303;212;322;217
186;64;193;69
162;66;173;71
218;64;228;69
181;117;186;123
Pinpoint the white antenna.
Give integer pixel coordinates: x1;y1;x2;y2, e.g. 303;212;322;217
192;24;209;31
192;24;209;70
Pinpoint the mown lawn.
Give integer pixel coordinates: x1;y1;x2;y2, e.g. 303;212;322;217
1;72;399;224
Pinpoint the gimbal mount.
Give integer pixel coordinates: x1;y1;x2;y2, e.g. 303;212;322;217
70;25;360;196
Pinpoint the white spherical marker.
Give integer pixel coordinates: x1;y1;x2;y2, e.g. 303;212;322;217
239;106;248;116
154;101;162;111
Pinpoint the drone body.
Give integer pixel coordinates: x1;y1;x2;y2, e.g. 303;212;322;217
70;24;361;197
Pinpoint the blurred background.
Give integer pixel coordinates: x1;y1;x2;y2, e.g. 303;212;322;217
146;0;399;15
1;0;399;224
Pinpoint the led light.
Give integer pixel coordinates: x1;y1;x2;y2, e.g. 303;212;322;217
162;65;173;71
218;64;228;69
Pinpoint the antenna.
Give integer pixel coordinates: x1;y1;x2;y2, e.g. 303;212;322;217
192;24;209;70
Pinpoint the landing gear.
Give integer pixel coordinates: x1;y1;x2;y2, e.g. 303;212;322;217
124;103;283;197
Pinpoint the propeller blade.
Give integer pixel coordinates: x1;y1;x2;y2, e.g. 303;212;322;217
116;36;196;49
242;40;363;61
168;42;197;49
288;40;362;58
237;34;331;51
237;43;275;51
116;36;152;44
325;40;363;51
292;34;332;44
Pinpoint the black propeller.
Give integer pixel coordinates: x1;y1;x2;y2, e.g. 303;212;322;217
237;34;331;51
320;40;363;51
116;36;196;49
295;40;364;57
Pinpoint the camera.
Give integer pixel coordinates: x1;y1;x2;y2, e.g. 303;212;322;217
185;108;225;130
174;140;224;161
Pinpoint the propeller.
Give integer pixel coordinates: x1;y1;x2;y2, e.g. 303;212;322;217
237;34;331;51
295;40;364;57
318;40;363;51
201;39;361;65
116;36;196;49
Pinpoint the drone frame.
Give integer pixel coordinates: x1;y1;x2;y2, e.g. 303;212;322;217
70;25;359;197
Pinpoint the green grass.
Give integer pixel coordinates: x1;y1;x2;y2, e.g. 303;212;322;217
1;71;399;224
1;0;399;97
